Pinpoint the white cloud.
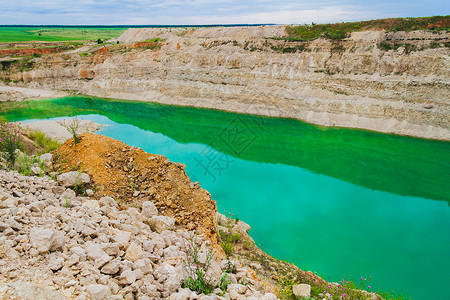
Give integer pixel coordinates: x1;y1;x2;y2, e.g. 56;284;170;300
177;6;380;25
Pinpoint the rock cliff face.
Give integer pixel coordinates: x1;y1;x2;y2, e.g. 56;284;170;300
1;26;449;140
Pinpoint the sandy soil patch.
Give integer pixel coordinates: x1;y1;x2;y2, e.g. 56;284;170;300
18;119;103;143
0;84;68;102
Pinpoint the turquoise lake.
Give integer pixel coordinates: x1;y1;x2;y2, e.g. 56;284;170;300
1;96;449;300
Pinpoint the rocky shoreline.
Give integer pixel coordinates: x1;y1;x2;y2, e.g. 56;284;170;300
0;167;280;299
0;128;384;299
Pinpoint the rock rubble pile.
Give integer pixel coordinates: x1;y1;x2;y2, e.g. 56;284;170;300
0;168;278;299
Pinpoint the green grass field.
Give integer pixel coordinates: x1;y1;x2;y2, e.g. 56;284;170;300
0;27;127;42
285;15;450;41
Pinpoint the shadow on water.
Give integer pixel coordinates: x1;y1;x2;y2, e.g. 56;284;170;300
2;95;449;202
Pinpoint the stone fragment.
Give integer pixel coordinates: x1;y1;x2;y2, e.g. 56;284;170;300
5;218;21;231
50;231;65;251
148;215;175;233
101;260;121;275
133;258;152;274
67;253;80;266
31;166;42;176
125;242;143;262
86;244;107;261
0;222;9;232
168;288;191;300
86;284;111;300
49;256;64;271
142;240;154;253
154;263;183;293
59;188;76;200
234;220;251;235
71;246;86;260
0;197;18;208
112;229;131;248
29;228;54;254
99;196;117;207
261;293;278;300
292;283;311;298
0;281;67;299
95;254;112;269
81;225;97;238
39;153;53;163
141;201;158;219
228;283;247;295
102;243;120;256
64;280;78;288
119;269;136;285
12;190;24;197
82;200;100;209
57;171;90;188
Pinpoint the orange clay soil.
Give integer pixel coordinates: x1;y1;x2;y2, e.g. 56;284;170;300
53;133;220;248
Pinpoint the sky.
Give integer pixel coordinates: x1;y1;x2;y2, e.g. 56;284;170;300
1;0;449;25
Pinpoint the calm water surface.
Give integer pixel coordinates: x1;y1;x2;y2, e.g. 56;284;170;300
2;96;449;300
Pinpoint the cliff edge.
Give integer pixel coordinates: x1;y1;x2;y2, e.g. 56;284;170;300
1;21;449;140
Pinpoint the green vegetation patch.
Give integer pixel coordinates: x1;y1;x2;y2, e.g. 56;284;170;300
0;27;126;43
141;38;165;43
284;15;450;41
26;129;61;154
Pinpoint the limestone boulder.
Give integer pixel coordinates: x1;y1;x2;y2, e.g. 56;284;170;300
148;215;175;233
293;283;311;298
57;171;90;188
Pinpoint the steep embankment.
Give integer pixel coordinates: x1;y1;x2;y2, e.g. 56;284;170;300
1;23;449;140
53;133;219;243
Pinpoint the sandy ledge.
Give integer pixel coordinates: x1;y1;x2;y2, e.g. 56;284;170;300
0;84;68;102
19;120;104;143
2;85;449;141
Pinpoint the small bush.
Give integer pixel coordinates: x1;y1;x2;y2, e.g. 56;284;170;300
218;211;242;255
141;38;165;43
27;129;61;154
0;118;22;167
218;273;230;294
429;41;441;49
182;234;216;295
58;117;81;144
14;152;44;176
220;241;233;256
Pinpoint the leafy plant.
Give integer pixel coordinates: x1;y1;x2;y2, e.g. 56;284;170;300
141;38;165;43
242;236;254;250
220;242;233;256
58;117;81;144
223;258;236;274
72;171;87;195
64;195;70;208
218;211;242;255
218;273;230;294
182;234;216;295
14;152;45;176
378;290;411;300
0;118;22;167
27;129;61;154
